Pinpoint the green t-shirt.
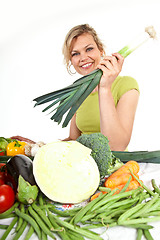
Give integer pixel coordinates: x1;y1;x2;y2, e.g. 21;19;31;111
76;76;139;134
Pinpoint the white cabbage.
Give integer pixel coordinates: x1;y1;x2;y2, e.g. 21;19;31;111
33;141;100;203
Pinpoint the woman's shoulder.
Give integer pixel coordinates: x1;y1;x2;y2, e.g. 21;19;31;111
112;75;139;92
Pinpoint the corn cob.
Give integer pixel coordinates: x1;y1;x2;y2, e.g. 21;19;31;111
33;26;156;128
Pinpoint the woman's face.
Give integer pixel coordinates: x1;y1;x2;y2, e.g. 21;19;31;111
70;33;103;75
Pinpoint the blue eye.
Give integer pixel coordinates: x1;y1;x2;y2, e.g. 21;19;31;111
86;47;93;52
71;52;79;57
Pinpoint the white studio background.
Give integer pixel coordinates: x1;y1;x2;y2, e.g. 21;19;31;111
0;0;160;151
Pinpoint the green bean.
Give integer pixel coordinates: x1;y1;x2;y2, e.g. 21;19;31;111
47;209;71;240
47;210;103;240
101;209;126;220
0;202;19;219
82;223;104;229
123;224;153;230
151;179;160;195
0;213;16;219
130;194;159;219
0;224;9;229
38;192;48;240
24;226;34;240
72;192;106;224
32;202;54;231
130;170;155;196
138;192;150;204
95;199;117;213
120;175;132;193
118;203;144;224
67;229;85;240
132;187;144;199
42;231;48;240
15;203;25;232
28;206;56;239
108;197;139;210
13;219;28;240
136;229;143;240
91;189;136;212
142;210;160;217
119;216;160;225
98;187;111;192
1;216;18;240
80;212;97;222
15;208;41;240
39;191;45;206
143;229;154;240
42;203;82;217
144;199;160;214
90;218;115;224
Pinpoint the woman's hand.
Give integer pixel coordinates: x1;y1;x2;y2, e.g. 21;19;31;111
97;53;124;89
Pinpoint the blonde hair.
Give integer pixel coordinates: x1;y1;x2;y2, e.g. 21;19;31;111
62;24;106;74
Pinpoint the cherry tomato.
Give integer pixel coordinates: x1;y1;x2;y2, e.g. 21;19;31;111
0;184;15;213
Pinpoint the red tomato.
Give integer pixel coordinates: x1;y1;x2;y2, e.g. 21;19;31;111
0;179;5;185
0;172;5;182
0;164;6;185
0;184;15;213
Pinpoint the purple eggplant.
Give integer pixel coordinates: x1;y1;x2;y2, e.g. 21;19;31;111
6;154;36;188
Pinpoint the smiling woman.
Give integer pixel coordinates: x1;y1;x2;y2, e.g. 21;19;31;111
62;24;140;151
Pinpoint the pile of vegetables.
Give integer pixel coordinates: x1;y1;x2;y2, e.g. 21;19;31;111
1;133;160;239
1;172;160;240
33;26;156;128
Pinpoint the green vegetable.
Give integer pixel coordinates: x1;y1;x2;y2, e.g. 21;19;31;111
47;210;103;240
28;206;56;239
112;150;160;163
17;175;39;204
33;26;156;127
24;226;34;240
1;216;18;240
33;141;100;204
0;137;8;152
76;132;123;177
15;208;42;239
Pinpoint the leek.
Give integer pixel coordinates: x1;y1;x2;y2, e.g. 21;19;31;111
33;26;156;128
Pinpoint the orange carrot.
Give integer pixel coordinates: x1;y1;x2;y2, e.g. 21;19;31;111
110;180;141;194
127;180;140;190
90;191;108;201
105;173;138;188
90;192;101;201
107;161;140;178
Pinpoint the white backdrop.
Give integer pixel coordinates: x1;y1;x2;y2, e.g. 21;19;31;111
1;0;160;151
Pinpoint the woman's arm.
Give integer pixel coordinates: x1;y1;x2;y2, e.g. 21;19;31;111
63;114;81;141
98;88;139;150
97;53;139;150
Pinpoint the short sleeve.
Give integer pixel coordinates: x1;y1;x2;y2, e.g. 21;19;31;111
111;76;140;106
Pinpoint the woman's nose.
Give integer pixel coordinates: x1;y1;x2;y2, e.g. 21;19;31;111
79;51;88;62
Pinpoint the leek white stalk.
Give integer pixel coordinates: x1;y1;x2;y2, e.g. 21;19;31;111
118;26;156;58
33;26;156;128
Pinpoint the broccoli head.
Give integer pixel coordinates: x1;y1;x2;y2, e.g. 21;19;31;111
76;133;123;177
